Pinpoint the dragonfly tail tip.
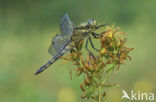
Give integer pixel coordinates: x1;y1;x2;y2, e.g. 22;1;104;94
34;70;41;75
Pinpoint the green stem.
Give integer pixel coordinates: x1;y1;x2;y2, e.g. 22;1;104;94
98;87;102;102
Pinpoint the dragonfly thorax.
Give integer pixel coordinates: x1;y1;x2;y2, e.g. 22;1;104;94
71;29;89;47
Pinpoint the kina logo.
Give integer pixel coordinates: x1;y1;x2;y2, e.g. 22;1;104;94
121;90;154;101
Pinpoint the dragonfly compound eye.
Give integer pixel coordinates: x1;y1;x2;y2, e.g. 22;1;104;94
87;19;97;27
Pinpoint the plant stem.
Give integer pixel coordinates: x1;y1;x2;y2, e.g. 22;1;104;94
98;87;102;102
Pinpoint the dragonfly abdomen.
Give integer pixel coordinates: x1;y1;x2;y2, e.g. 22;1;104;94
35;40;71;75
34;52;65;75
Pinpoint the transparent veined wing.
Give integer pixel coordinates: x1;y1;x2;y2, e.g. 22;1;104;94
48;13;75;56
60;13;75;36
48;34;71;56
35;13;75;75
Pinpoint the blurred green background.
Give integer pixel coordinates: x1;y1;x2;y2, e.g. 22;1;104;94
0;0;156;102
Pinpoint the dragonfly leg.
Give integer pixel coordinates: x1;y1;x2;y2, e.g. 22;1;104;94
95;24;107;29
85;38;95;58
91;32;100;38
91;31;107;38
88;36;100;52
85;37;95;57
85;37;89;52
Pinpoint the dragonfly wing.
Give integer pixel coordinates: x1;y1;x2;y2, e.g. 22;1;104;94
48;43;58;56
60;13;75;36
48;34;71;56
48;13;74;56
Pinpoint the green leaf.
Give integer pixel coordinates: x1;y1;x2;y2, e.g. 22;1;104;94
106;64;114;73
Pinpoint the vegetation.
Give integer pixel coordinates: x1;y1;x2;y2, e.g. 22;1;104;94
0;1;155;102
63;25;133;102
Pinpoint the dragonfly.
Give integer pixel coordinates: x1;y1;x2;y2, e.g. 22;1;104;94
34;13;106;75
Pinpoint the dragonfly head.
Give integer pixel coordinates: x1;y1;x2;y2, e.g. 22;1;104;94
87;19;97;27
